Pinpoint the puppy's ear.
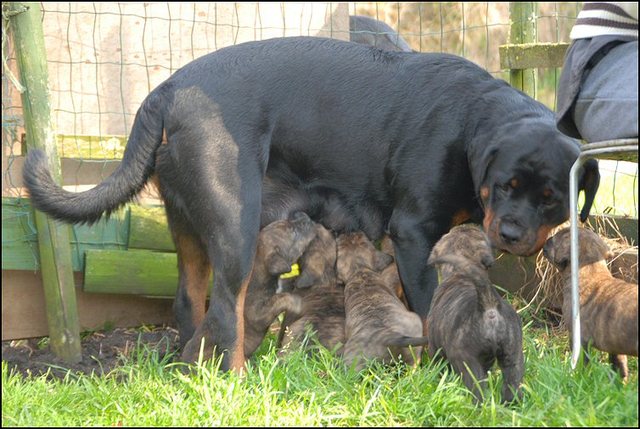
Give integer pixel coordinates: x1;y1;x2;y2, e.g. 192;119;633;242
266;248;294;275
294;269;316;289
556;255;569;271
480;253;494;269
578;159;600;223
373;250;394;271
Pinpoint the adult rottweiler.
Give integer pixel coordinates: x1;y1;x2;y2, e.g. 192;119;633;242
23;36;600;371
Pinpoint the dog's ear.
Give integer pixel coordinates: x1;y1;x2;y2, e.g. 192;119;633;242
468;142;500;198
480;253;494;269
266;248;294;275
578;159;600;223
294;268;316;289
556;255;569;271
373;250;394;271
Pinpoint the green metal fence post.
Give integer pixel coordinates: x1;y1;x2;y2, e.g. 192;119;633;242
509;2;537;97
6;2;81;363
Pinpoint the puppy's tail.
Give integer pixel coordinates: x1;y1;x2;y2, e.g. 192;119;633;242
386;335;429;348
429;254;499;312
23;89;166;224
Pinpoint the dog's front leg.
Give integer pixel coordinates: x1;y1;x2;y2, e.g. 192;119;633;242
244;293;303;358
389;210;441;319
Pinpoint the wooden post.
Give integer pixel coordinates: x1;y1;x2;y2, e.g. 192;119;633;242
7;2;82;363
509;2;537;97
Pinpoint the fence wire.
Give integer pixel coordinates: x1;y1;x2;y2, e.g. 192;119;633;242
2;2;637;270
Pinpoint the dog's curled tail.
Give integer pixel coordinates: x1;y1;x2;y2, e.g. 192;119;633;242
428;254;500;312
22;90;166;224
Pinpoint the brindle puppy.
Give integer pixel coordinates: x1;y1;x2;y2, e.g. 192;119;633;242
427;224;524;404
277;222;346;354
243;211;317;359
543;227;638;380
338;232;428;371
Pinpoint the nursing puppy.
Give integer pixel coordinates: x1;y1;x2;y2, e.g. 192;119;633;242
543;227;638;380
243;212;317;359
427;224;524;403
277;222;346;354
338;232;428;371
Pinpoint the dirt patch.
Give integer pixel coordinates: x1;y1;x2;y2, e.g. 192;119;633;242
2;325;180;380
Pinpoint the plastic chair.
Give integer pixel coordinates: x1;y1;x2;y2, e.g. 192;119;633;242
569;138;639;368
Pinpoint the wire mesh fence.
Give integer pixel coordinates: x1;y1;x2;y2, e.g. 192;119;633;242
2;2;637;271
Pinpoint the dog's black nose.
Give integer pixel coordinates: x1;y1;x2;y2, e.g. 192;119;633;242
499;222;523;245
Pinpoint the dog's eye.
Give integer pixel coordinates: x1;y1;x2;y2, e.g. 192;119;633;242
542;188;555;205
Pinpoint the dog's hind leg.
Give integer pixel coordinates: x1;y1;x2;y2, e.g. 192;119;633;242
609;354;629;381
176;150;266;372
498;348;524;403
170;226;212;349
451;356;488;404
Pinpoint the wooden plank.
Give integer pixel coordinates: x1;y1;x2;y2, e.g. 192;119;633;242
2;197;129;272
83;248;213;298
128;205;175;251
1;198;39;271
499;42;569;70
8;0;81;363
56;134;127;160
6;156;121;188
2;270;174;341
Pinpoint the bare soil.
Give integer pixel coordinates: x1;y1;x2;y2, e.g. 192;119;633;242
2;325;180;380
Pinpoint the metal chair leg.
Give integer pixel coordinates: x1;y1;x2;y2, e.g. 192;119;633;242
568;138;638;369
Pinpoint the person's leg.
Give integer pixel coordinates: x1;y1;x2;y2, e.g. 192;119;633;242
573;41;638;141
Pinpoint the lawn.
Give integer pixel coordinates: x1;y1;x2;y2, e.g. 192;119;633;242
2;307;638;427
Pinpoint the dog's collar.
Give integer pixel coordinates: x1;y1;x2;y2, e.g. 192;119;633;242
279;263;300;279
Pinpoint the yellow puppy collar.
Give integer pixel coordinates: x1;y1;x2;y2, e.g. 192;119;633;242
279;263;300;279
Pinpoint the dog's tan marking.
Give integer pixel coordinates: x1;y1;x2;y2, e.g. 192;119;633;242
450;209;471;228
175;234;211;329
480;186;490;201
482;208;495;233
230;264;254;373
532;224;554;254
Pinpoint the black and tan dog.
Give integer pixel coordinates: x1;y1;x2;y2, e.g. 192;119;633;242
543;227;638;380
427;224;524;403
338;232;428;371
276;222;345;354
241;211;317;359
23;36;599;370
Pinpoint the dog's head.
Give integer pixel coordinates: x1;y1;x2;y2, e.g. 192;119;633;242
289;222;338;290
469;121;600;256
428;224;494;277
336;232;394;283
258;211;317;277
542;227;613;272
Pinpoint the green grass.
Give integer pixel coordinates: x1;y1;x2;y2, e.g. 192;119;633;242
2;313;638;427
